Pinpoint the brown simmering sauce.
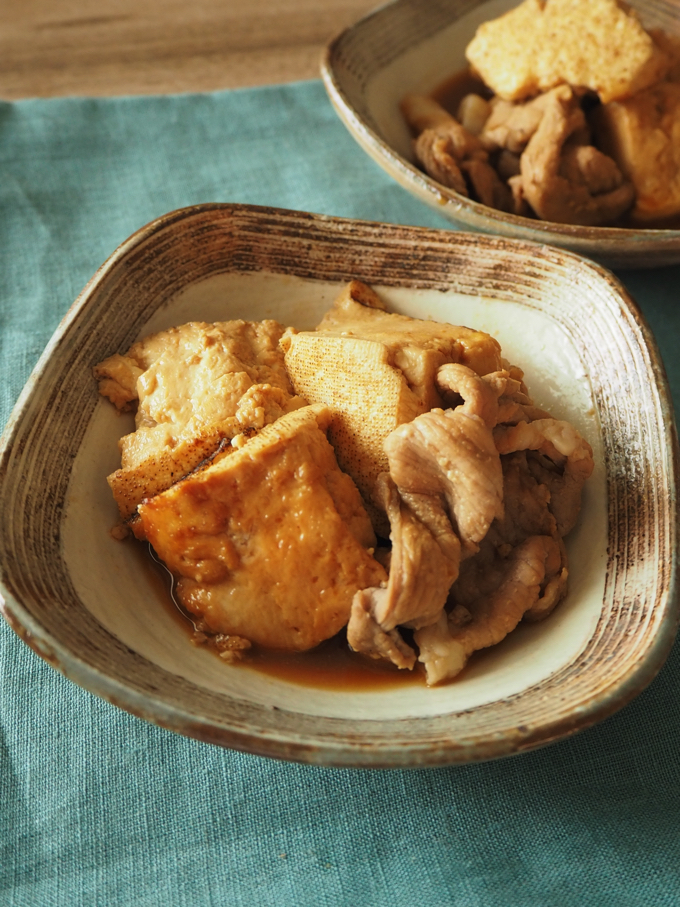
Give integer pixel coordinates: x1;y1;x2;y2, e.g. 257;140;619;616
246;634;426;691
130;539;426;690
431;67;492;117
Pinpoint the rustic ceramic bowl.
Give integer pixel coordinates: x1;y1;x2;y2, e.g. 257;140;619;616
0;204;678;767
321;0;680;269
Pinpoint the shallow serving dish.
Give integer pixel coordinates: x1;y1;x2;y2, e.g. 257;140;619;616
322;0;680;269
0;203;678;767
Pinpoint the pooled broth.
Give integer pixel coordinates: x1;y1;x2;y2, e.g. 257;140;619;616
130;539;427;691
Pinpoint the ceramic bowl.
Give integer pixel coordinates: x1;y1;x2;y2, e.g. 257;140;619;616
0;204;678;767
321;0;680;269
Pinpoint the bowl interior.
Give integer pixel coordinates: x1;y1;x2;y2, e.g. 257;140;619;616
62;269;607;722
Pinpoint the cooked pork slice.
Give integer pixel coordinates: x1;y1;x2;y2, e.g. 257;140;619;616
486;363;553;426
401;92;483;140
438;360;553;429
348;366;506;671
494;419;594;536
416;438;572;685
481;86;591;154
412;612;467;686
346;485;463;670
459;157;513;211
347;591;417;670
507;174;531;217
482;94;549;154
493;450;557;545
137;405;386;651
385;401;504;555
358;477;461;629
524;541;568;621
412;128;471;196
435;363;509;428
401;93;512;208
519;86;634;225
453;450;558;606
496;149;522;180
415;535;562;684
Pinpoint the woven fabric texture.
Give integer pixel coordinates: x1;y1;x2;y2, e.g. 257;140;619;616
1;80;679;907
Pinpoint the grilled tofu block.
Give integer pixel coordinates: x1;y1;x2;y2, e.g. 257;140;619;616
281;281;501;534
315;280;501;380
96;319;305;519
593;81;680;223
466;0;669;104
138;405;386;652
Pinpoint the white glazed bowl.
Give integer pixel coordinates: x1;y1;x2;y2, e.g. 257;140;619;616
0;204;678;767
321;0;680;269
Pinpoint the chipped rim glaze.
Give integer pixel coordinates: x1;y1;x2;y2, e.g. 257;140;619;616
0;203;678;768
321;0;680;269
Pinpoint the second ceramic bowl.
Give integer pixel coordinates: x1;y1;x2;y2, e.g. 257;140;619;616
322;0;680;268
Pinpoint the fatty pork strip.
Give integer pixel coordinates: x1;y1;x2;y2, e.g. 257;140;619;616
417;419;595;685
400;93;513;212
494;418;595;538
136;404;387;654
348;476;462;670
415;416;593;684
402;84;634;225
347;365;507;677
350;362;594;685
94;319;306;520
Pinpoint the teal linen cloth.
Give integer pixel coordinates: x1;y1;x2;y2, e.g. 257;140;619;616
1;81;679;907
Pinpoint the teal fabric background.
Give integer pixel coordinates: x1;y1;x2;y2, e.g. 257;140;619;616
1;80;679;906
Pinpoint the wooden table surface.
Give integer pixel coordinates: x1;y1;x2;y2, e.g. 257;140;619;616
0;0;378;100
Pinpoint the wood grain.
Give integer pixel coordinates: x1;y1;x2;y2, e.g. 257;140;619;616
0;0;378;100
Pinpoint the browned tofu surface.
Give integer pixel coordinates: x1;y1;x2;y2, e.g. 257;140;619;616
316;281;501;380
593;81;680;222
119;319;294;469
138;405;386;652
281;281;502;533
96;319;306;519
